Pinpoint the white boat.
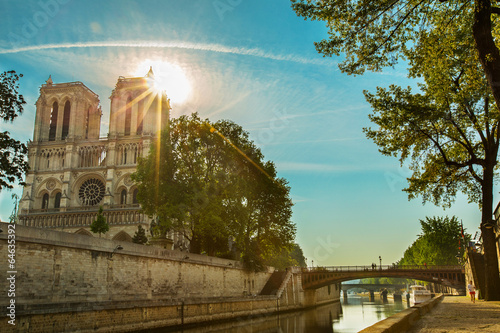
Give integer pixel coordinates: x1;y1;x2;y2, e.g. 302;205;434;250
410;285;432;304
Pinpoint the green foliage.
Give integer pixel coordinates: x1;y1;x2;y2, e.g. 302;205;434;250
360;277;408;285
132;113;296;268
264;243;307;270
292;0;500;299
362;11;493;209
0;70;28;191
291;1;482;76
399;216;469;266
132;225;148;245
90;206;109;237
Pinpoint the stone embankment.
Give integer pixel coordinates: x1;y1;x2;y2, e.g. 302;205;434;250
408;296;500;333
0;224;340;332
361;295;500;333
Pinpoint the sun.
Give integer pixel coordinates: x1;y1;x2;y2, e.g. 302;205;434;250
134;59;191;104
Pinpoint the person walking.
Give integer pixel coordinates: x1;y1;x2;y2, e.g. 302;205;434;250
467;281;476;303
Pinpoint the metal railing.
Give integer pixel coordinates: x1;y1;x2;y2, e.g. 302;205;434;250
303;265;462;272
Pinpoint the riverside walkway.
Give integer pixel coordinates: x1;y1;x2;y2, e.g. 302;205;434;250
408;296;500;332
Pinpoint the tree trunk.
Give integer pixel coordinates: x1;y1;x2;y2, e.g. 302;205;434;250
190;232;202;254
480;163;500;301
473;0;500;110
473;0;500;301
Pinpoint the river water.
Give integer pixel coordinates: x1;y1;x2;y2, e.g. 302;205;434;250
144;295;407;333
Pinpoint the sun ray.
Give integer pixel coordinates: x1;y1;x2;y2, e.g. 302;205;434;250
134;60;191;104
113;87;153;117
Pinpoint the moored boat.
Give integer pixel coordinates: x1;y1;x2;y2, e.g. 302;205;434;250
410;285;431;304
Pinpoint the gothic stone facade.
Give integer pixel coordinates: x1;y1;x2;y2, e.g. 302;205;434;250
18;71;178;244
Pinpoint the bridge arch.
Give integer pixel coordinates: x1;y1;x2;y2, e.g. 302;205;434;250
302;265;465;291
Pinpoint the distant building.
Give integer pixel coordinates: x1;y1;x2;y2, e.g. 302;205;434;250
17;69;184;246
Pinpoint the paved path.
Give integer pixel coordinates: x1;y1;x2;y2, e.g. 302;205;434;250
408;295;500;332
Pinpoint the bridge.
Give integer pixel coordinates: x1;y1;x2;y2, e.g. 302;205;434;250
341;283;406;292
302;265;465;290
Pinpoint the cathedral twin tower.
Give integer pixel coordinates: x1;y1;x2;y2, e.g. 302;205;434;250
18;69;170;242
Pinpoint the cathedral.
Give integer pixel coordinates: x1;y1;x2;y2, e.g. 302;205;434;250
17;69;176;244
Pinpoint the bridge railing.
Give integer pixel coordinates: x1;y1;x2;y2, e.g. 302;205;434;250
303;265;462;272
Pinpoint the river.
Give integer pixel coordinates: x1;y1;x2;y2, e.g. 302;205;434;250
143;295;407;333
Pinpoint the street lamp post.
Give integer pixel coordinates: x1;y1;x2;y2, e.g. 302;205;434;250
379;256;382;270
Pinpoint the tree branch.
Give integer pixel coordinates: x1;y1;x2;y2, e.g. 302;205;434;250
468;164;483;183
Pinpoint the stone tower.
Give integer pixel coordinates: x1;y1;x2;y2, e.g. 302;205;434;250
18;70;176;244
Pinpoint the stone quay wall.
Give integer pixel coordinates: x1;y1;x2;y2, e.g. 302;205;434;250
0;223;340;332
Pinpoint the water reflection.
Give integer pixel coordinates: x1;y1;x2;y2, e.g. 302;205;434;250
142;296;405;333
334;295;406;332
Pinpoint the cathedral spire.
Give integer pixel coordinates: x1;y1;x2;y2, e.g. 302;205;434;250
46;75;53;86
146;66;154;79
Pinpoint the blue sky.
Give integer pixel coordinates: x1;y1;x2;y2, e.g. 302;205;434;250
0;0;487;265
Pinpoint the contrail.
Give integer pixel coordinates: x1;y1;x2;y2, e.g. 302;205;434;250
0;40;334;67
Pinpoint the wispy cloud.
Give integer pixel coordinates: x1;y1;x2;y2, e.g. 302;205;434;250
263;137;362;146
277;162;366;173
0;41;335;67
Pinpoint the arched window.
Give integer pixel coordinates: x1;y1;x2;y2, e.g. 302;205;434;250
120;189;127;205
136;99;143;134
85;107;90;139
124;96;132;136
42;193;49;209
61;100;71;140
54;192;62;209
133;189;139;204
49;101;58;141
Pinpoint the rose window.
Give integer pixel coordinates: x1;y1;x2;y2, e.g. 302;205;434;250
79;178;105;206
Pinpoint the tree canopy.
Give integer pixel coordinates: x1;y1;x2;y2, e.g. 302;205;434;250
0;70;28;191
292;0;500;300
90;206;109;237
399;216;470;266
132;113;296;270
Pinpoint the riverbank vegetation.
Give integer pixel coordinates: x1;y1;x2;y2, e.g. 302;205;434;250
132;113;297;270
399;216;470;266
361;215;470;285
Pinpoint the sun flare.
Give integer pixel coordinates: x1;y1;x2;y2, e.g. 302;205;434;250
134;60;191;104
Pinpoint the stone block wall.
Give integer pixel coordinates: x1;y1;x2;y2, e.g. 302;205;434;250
0;223;340;332
0;223;271;311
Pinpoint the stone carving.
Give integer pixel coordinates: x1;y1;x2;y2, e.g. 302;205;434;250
46;179;56;190
36;176;43;183
124;174;133;186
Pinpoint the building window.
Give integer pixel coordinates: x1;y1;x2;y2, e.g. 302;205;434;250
85;107;90;139
54;192;61;208
49;102;58;141
136;99;143;134
133;189;139;204
120;189;127;205
124;96;132;136
42;193;49;209
78;178;105;206
61;100;71;140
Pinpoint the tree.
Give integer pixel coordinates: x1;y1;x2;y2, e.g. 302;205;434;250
1;70;28;191
132;225;149;244
399;216;470;266
132;113;296;268
265;243;307;270
90;206;109;237
292;0;500;300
